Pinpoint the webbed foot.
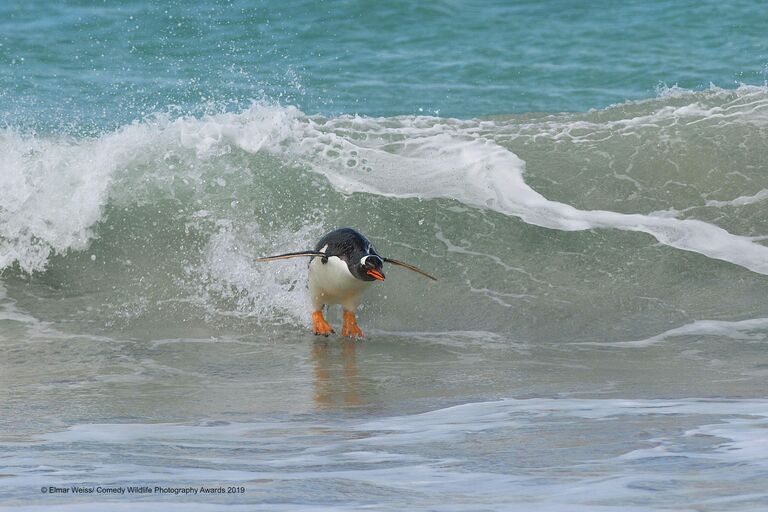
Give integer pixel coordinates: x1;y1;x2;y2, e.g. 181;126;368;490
312;310;334;336
341;310;364;338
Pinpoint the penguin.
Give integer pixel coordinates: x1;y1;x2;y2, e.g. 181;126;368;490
255;227;436;337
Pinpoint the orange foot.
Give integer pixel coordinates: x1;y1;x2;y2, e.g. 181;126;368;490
341;310;365;338
312;310;334;336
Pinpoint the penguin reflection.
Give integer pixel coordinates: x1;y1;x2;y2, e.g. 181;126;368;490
311;339;360;407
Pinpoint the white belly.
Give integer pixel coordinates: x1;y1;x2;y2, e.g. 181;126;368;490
308;256;370;311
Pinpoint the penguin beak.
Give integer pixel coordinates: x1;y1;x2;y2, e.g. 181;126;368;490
366;269;385;281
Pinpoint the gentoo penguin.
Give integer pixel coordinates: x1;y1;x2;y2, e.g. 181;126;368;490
255;227;436;337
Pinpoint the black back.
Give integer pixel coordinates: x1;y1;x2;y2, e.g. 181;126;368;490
254;227;435;281
313;227;379;263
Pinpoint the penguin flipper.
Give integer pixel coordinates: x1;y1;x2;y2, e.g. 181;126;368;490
255;250;327;262
383;257;437;281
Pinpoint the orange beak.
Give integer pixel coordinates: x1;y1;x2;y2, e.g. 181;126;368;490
366;269;385;281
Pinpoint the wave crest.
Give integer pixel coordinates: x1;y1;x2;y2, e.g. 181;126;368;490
2;86;768;281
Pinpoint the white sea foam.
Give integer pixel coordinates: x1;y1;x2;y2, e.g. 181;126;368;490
706;188;768;208
586;317;768;348
0;124;166;272
356;397;768;438
4;398;768;511
190;219;324;325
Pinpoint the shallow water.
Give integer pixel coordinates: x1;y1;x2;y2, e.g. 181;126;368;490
3;1;768;510
3;320;768;510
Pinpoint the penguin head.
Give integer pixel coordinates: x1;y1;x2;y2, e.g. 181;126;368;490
351;253;385;282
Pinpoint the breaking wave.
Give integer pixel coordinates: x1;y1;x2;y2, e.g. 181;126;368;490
2;85;768;338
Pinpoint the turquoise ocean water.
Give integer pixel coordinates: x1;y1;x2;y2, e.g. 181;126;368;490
3;0;767;126
3;1;768;510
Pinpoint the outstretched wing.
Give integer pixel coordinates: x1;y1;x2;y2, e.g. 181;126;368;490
255;250;327;262
383;257;437;281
